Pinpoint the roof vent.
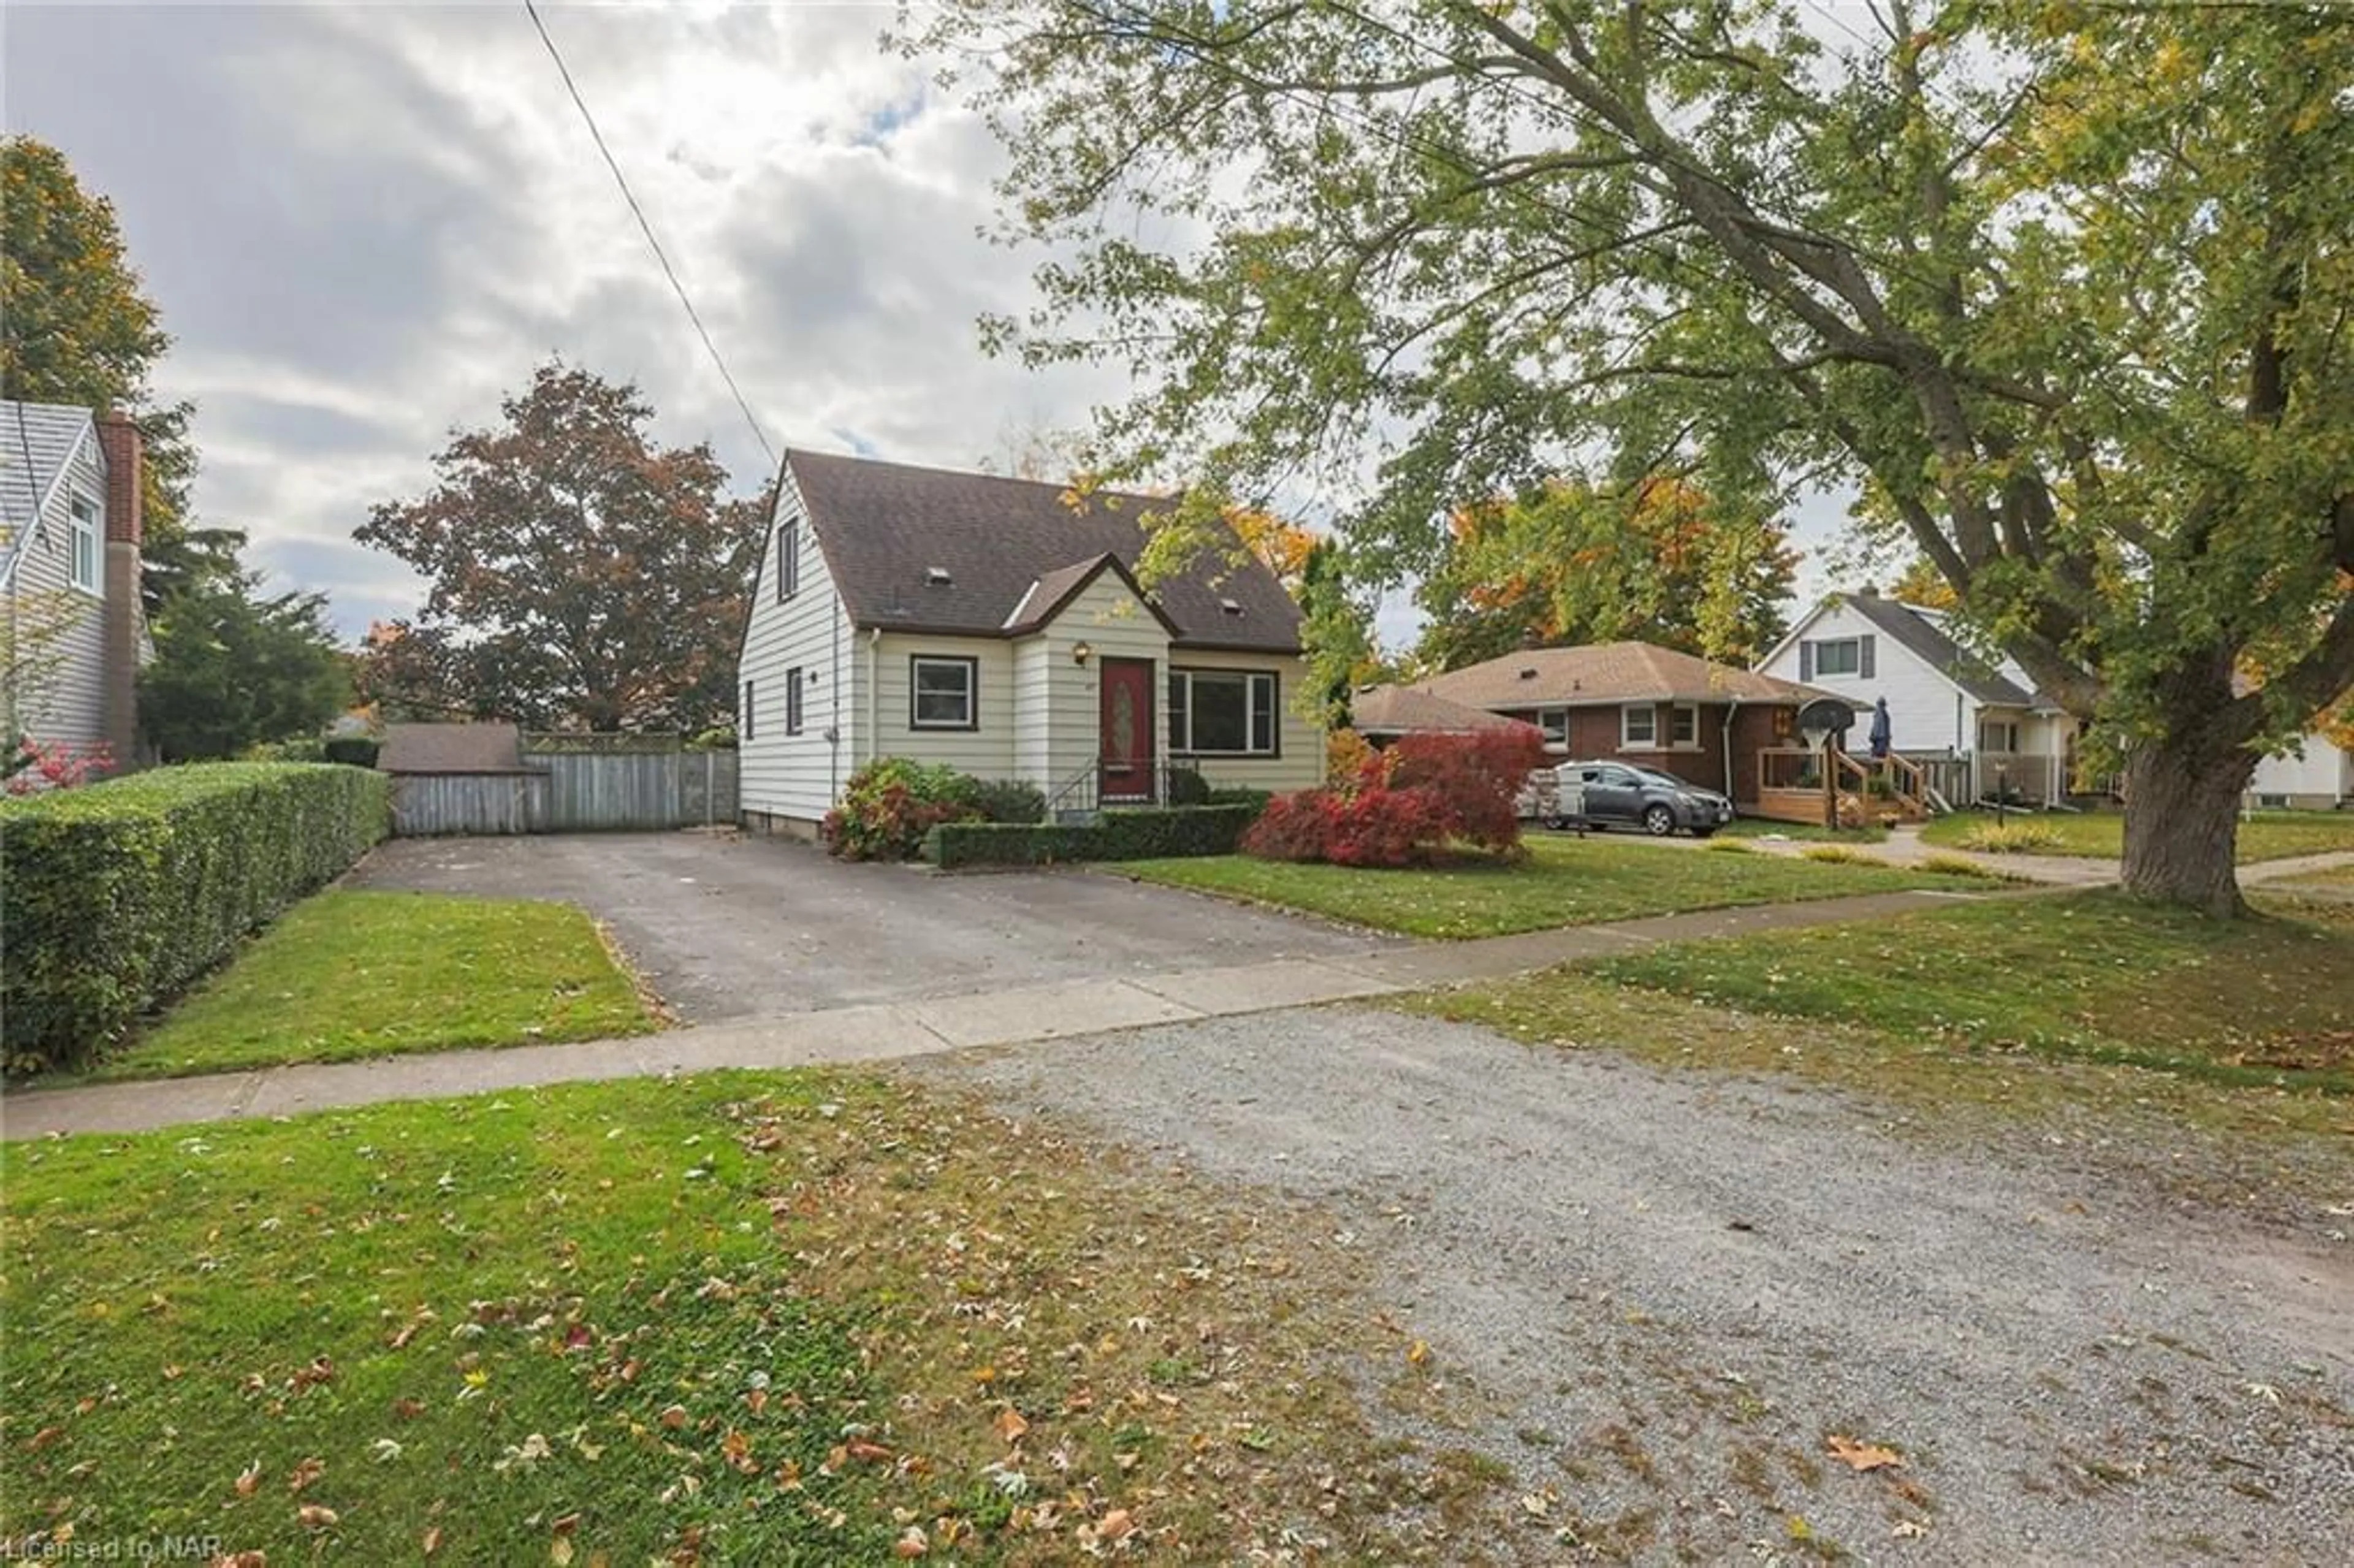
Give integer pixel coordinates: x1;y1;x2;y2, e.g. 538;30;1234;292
1518;667;1538;680
925;566;953;587
1219;596;1244;616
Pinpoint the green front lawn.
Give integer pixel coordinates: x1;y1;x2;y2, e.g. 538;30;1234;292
1119;835;1986;938
1919;808;2354;862
1;1075;1460;1563
1583;891;2353;1093
87;891;655;1082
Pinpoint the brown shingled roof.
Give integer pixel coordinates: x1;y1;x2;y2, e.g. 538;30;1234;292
377;722;536;775
787;451;1302;653
1350;685;1543;738
1415;642;1826;709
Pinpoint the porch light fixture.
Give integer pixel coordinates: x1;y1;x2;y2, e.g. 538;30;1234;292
1071;641;1093;667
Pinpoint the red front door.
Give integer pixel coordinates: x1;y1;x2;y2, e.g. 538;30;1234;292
1098;657;1156;804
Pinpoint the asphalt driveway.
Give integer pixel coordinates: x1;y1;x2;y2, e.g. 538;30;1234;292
349;831;1395;1021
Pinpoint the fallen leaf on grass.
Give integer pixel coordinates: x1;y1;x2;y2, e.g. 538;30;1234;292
893;1525;929;1558
422;1524;444;1555
297;1504;339;1530
1097;1508;1135;1542
287;1456;324;1493
1827;1434;1903;1472
994;1407;1029;1446
233;1459;262;1498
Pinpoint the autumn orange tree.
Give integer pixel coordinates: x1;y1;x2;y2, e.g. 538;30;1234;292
1416;477;1795;671
355;363;769;732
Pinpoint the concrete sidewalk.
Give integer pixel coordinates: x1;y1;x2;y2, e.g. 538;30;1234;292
0;888;1977;1141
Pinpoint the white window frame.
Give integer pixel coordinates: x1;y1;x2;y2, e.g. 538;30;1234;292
69;493;101;595
910;655;978;731
1537;707;1569;748
1812;637;1862;677
1620;704;1658;748
1668;703;1699;747
775;517;800;601
1169;668;1278;757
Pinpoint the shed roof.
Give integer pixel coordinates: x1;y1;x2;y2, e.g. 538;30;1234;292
378;722;536;775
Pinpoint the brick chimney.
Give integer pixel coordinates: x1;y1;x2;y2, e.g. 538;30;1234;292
94;413;143;764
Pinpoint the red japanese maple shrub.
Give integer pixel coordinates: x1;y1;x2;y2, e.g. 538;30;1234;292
1238;788;1338;861
1381;728;1547;854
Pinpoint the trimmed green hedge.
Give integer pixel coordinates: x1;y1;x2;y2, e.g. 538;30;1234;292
1;763;390;1071
926;804;1260;869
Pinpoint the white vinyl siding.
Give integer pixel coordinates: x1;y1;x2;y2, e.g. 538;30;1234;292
2251;733;2352;807
1024;571;1170;794
1761;600;2029;761
2;426;110;748
736;466;856;824
867;634;1016;778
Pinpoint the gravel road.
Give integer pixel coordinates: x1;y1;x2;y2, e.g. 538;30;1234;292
919;1008;2354;1565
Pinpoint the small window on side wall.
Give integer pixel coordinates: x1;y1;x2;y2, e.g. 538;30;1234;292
69;495;101;594
741;679;755;741
1669;704;1698;746
910;655;977;729
776;517;801;601
1621;704;1658;748
785;667;805;735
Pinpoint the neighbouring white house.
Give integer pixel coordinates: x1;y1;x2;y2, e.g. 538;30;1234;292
735;451;1322;834
1758;587;2080;807
0;400;147;765
2250;730;2351;810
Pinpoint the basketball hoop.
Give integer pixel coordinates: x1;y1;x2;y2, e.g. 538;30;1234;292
1795;698;1856;756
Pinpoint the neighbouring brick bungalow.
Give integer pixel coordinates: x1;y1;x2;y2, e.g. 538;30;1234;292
1371;641;1838;807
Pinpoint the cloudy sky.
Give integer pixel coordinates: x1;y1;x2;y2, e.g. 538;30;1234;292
6;2;1859;646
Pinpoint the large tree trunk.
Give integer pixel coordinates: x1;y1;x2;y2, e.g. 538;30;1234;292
2119;720;2257;918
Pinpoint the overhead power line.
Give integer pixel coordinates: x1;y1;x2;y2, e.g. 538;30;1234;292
521;0;778;470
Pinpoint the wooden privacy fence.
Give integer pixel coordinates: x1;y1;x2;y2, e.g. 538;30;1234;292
388;736;739;837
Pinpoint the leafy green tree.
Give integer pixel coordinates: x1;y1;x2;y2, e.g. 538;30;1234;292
1297;538;1381;726
1414;477;1794;671
354;363;770;732
140;558;350;761
908;0;2354;915
2;137;206;609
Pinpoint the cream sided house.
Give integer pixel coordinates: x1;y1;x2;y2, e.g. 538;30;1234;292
1758;588;2079;807
0;401;147;764
735;452;1321;834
